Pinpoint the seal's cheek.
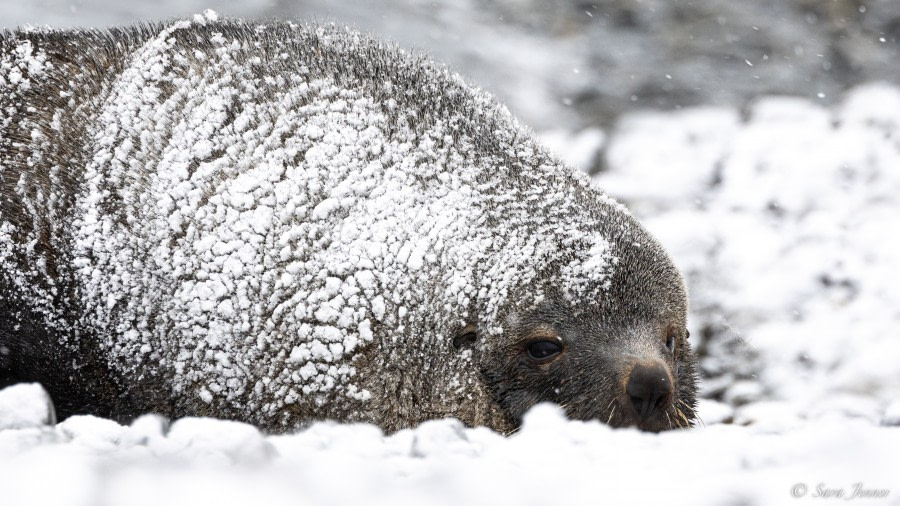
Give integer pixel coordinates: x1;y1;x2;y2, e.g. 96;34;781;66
477;342;570;425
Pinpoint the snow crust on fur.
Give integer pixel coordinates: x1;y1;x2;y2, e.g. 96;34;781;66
1;15;624;426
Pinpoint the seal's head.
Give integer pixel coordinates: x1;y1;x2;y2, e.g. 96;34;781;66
458;215;698;433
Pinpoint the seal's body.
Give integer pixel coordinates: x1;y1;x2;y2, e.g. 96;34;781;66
0;14;697;433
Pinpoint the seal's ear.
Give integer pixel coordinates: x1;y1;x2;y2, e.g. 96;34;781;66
453;323;478;350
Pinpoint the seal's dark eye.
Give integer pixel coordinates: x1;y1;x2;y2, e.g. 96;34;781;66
666;335;676;353
526;340;562;361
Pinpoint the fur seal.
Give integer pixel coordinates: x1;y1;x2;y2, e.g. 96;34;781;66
0;13;698;433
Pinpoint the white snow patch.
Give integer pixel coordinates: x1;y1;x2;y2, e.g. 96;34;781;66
0;383;55;430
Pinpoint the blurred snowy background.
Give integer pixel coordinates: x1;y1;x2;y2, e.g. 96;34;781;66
5;0;900;132
1;1;899;504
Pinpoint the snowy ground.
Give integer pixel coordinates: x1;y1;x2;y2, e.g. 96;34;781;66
1;81;899;504
1;391;898;506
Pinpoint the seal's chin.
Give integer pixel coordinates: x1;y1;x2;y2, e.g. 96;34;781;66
560;393;686;432
629;418;674;433
604;401;685;432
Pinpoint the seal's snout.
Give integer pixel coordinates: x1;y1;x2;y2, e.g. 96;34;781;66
625;362;672;422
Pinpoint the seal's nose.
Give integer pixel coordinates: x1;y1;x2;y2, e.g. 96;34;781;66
626;362;671;422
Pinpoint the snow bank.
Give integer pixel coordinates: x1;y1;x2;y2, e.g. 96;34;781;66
0;395;897;506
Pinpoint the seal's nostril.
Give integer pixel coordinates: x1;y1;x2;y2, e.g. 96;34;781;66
629;394;647;419
625;363;672;422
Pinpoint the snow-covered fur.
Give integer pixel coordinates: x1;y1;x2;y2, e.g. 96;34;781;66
0;13;697;433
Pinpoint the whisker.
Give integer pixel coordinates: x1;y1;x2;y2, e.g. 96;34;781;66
674;407;691;428
675;400;699;428
605;397;616;412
